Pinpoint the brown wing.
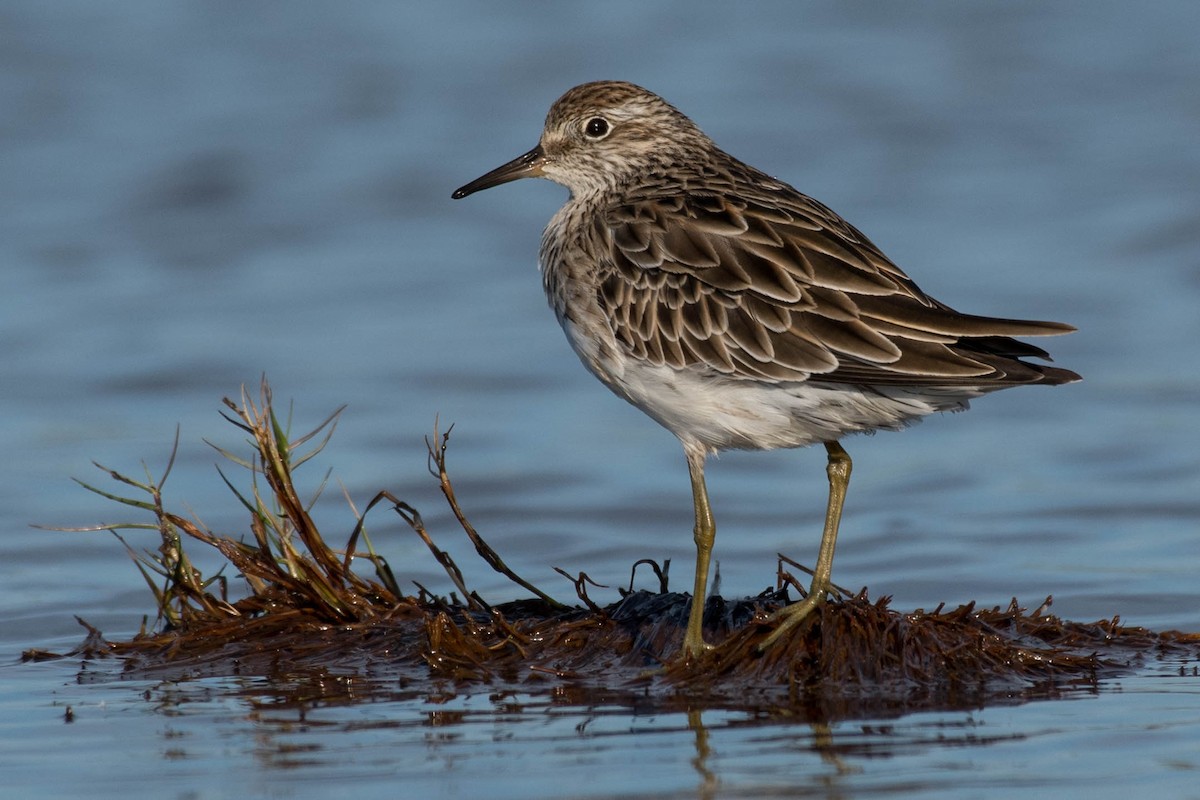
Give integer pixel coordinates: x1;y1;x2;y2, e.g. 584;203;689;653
599;192;1079;386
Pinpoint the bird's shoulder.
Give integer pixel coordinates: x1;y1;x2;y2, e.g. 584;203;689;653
586;166;1074;386
597;165;925;308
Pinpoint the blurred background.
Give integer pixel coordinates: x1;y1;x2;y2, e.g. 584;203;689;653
2;1;1197;650
3;4;1199;797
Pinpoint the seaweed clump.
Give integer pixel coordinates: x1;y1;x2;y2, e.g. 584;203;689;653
30;381;1200;709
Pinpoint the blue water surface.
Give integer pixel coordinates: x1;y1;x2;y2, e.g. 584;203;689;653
1;2;1198;798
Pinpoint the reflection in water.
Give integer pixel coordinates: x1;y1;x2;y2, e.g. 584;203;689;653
11;639;1196;797
97;663;1177;798
688;710;861;799
687;708;718;799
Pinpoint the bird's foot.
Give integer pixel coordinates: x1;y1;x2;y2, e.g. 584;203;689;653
679;631;715;663
758;590;828;651
635;632;713;679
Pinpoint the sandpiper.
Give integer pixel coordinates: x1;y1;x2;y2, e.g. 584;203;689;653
452;81;1078;659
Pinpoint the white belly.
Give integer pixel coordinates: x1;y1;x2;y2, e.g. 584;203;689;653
560;317;974;455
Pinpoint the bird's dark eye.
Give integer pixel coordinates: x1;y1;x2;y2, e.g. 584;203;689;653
584;117;610;139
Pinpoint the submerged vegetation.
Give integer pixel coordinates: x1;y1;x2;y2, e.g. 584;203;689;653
30;380;1199;710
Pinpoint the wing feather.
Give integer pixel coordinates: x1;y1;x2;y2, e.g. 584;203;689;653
598;190;1078;387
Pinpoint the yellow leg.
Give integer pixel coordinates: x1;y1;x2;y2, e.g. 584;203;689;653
761;441;852;649
682;446;716;658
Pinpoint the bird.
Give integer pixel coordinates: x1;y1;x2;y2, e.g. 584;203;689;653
451;81;1079;660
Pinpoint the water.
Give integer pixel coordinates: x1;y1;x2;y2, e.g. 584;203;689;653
2;2;1198;797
